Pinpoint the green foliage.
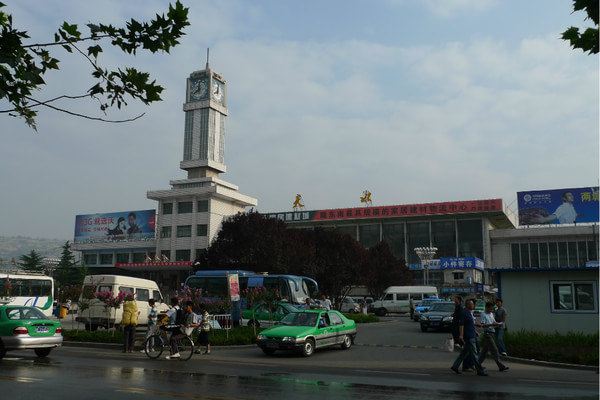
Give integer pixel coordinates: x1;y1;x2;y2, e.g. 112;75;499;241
562;0;599;54
18;249;44;272
505;330;599;365
363;241;412;299
0;1;189;130
199;326;258;346
343;313;379;323
55;241;86;287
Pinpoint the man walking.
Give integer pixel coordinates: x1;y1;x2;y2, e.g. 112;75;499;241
478;302;509;372
494;298;508;356
451;299;487;376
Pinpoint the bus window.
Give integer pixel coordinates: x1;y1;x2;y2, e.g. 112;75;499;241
206;277;228;298
10;280;28;296
97;285;112;293
30;280;51;296
152;290;162;303
136;288;149;302
119;286;134;295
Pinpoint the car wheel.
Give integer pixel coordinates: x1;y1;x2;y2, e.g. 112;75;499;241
340;335;352;350
35;348;52;358
375;308;387;317
302;338;315;357
262;348;276;356
420;325;427;332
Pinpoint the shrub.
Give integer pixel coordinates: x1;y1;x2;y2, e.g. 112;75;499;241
505;330;599;365
343;313;379;323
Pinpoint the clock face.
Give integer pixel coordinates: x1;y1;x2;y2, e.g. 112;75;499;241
212;80;224;103
189;77;208;101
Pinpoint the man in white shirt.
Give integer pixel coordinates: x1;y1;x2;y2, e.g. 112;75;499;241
534;192;577;224
321;294;332;310
477;302;509;372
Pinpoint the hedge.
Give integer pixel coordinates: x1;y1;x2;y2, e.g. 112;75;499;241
343;313;380;323
505;330;599;366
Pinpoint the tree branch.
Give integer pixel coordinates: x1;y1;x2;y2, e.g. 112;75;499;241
22;34;110;49
23;96;145;123
0;94;92;113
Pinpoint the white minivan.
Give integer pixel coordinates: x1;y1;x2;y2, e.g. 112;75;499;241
76;275;169;330
371;286;438;316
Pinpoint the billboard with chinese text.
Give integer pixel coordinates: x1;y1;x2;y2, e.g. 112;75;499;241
74;210;156;244
517;187;599;225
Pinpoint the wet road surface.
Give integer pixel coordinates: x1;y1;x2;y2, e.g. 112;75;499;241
0;345;597;400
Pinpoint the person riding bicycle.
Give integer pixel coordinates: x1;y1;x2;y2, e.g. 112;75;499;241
165;300;198;360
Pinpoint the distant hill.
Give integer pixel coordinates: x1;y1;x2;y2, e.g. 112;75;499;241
0;236;67;262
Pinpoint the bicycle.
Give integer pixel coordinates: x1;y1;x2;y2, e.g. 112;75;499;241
143;325;194;361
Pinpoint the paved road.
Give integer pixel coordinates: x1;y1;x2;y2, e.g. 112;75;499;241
1;338;597;400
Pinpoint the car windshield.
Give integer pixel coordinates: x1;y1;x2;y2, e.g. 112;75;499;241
420;299;439;306
280;312;318;327
429;303;455;313
282;303;301;313
5;307;47;320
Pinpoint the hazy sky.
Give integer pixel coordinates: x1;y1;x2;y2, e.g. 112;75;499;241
1;0;598;239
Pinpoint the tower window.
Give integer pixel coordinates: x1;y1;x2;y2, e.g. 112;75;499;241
197;200;209;212
177;225;192;237
197;224;208;237
178;201;193;214
163;203;173;215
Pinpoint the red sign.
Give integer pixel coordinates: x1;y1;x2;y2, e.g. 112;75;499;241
311;199;503;221
115;261;192;268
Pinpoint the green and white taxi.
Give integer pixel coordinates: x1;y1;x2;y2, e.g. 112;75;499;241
0;305;63;359
256;309;356;357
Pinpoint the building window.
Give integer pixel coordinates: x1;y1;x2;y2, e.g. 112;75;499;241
457;219;483;260
578;242;588;264
99;254;113;265
453;272;464;280
568;242;578;267
132;253;146;263
178;201;193;214
175;249;191;261
83;254;97;265
197;200;209;212
197;224;208;237
407;222;430;264
161;250;171;261
548;242;559;268
539;242;549;268
359;224;380;249
529;243;539;267
382;223;405;260
558;242;568;267
336;225;358;240
588;240;598;262
431;221;456;258
177;225;192;237
550;281;597;312
116;253;130;263
161;226;172;238
163;203;173;215
511;244;520;268
520;243;530;268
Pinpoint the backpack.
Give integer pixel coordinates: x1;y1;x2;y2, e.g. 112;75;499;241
175;307;186;326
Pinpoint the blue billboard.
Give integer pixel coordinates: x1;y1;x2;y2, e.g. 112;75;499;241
439;257;484;270
517;187;599;226
74;210;156;244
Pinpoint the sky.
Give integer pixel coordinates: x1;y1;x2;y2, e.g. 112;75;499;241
1;0;598;239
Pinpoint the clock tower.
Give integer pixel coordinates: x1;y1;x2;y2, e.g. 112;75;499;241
181;61;228;178
147;57;257;263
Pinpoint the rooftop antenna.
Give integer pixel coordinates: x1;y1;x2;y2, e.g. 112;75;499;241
206;48;210;69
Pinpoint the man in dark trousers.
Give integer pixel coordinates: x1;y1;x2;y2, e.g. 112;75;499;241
451;295;473;371
451;299;487;376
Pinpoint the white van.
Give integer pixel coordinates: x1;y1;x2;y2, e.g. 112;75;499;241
371;286;438;316
76;275;169;330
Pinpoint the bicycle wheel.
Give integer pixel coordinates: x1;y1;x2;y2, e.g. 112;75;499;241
144;334;165;359
177;336;194;361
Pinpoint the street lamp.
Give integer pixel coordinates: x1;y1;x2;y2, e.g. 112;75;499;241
414;247;438;286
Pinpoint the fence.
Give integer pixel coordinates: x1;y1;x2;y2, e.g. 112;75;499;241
211;314;233;338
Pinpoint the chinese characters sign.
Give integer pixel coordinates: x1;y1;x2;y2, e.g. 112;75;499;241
517;187;599;225
266;199;502;223
74;210;156;244
439;257;484;270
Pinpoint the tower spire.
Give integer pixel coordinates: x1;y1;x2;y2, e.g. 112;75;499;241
206;48;210;70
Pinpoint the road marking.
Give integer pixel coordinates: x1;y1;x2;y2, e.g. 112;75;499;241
0;375;42;383
518;379;599;386
355;369;431;376
117;386;241;399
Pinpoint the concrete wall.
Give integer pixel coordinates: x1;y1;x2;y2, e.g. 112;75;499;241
500;270;599;334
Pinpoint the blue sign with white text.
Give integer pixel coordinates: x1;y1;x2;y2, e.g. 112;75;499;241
439;257;484;270
517;187;599;225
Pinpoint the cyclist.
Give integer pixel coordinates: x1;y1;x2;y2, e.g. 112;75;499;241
166;300;198;360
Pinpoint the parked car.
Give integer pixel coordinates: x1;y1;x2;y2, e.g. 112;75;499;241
0;305;63;359
372;286;438;316
419;302;455;332
339;297;360;313
77;275;169;330
412;297;442;321
256;310;357;357
242;302;300;328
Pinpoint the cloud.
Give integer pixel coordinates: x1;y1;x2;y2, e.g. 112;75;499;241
420;0;498;18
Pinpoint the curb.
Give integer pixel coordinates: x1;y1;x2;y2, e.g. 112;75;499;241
501;355;599;372
62;341;256;350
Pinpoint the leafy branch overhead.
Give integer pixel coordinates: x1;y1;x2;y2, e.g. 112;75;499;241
0;1;189;130
562;0;599;54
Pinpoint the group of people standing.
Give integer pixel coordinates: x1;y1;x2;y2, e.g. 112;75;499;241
450;296;508;376
119;295;212;359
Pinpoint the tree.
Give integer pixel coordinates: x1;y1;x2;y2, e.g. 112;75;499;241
19;249;44;272
362;241;412;299
562;0;599;54
0;1;189;130
55;241;86;287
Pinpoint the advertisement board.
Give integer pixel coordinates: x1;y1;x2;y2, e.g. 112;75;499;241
74;210;156;244
228;274;240;302
439;257;484;270
517;187;599;225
